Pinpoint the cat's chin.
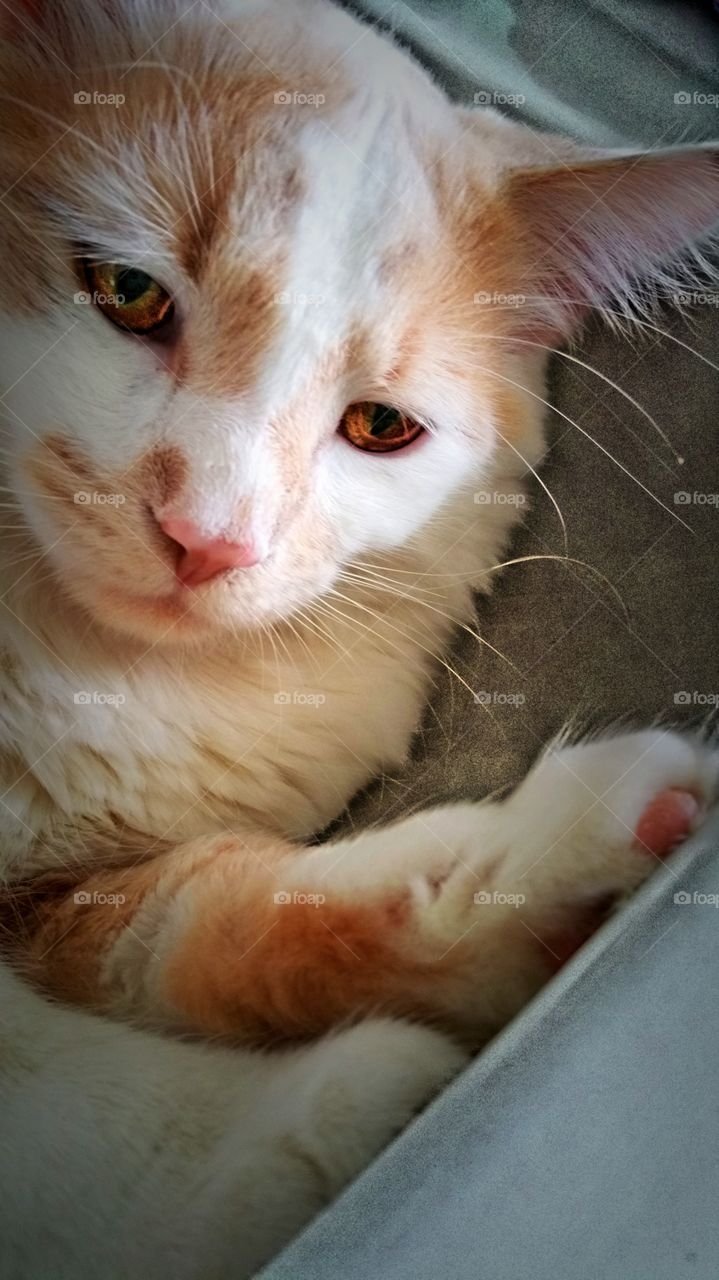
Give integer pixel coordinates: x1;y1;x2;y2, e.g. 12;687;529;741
81;585;254;647
105;586;213;641
66;574;316;650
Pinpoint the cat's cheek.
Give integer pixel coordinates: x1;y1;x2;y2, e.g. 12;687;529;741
323;427;475;559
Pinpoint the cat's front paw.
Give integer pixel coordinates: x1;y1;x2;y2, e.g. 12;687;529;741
417;730;718;988
503;728;719;903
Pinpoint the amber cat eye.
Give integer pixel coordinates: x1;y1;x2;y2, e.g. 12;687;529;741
82;262;174;335
338;402;424;453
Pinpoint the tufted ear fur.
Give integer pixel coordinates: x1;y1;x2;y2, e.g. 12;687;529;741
503;144;719;339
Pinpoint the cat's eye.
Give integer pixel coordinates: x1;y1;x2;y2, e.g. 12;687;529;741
338;403;424;453
82;261;174;335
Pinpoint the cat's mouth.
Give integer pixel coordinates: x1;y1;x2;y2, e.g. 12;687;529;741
99;579;226;641
112;566;253;612
86;536;292;643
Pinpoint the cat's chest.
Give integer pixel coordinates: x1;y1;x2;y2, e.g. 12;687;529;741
2;614;443;869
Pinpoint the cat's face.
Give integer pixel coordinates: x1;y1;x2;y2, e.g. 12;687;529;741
1;0;717;645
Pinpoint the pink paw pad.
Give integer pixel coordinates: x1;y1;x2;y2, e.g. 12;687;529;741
634;788;699;857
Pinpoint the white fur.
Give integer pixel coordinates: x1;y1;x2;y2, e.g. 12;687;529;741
0;961;466;1279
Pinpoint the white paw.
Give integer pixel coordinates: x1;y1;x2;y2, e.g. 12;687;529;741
503;728;719;894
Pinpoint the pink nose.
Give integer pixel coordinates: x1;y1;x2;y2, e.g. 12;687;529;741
159;517;260;587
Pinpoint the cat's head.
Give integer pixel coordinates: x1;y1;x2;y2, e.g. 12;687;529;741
1;0;717;645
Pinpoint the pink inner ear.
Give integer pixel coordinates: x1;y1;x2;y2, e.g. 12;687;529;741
507;146;719;337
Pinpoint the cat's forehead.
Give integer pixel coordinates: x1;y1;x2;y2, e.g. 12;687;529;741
72;69;441;288
58;60;448;400
3;0;471;400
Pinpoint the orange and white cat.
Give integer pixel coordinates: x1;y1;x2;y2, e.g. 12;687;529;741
1;0;718;1275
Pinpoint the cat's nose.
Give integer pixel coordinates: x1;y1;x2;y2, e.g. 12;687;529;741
158;516;261;587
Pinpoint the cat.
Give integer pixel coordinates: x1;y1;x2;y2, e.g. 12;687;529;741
0;0;718;1275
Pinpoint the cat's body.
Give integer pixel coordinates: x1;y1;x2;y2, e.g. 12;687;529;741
1;0;718;1274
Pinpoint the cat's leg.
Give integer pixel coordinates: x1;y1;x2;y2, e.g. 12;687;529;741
284;727;719;1041
19;729;718;1046
0;959;465;1279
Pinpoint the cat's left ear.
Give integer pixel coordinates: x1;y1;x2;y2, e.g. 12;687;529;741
500;144;719;336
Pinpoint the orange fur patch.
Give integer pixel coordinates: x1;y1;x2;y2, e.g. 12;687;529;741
163;890;423;1042
141;445;188;508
